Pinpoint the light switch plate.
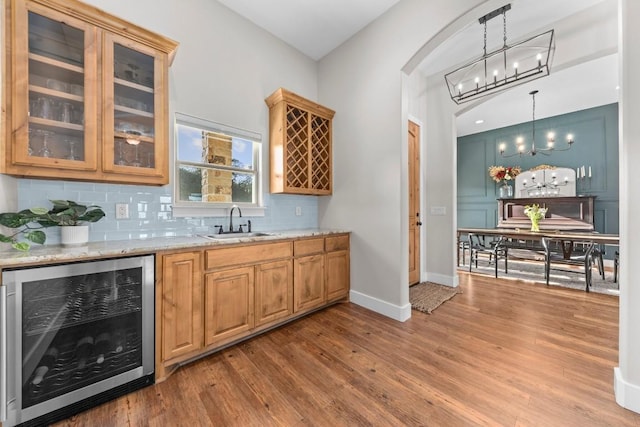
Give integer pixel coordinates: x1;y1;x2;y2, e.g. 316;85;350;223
430;206;446;216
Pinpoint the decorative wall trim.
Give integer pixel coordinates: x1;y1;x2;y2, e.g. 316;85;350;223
349;290;412;322
615;367;640;414
458;103;619;236
425;272;459;287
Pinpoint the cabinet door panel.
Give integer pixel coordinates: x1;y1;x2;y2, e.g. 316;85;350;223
102;32;168;182
255;260;293;326
326;250;350;302
162;252;202;361
12;1;98;172
205;266;254;346
293;254;325;313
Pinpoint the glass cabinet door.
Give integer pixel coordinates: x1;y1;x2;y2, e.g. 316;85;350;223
102;33;167;179
12;1;98;170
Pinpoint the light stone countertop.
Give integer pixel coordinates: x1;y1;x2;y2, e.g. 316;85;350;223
0;229;350;268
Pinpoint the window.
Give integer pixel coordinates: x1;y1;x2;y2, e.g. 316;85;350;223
174;113;262;211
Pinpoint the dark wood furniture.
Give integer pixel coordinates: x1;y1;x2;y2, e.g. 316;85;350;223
497;196;596;231
457;227;619;267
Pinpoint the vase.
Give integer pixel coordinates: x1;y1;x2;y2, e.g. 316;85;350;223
60;225;89;246
530;217;540;232
499;183;513;198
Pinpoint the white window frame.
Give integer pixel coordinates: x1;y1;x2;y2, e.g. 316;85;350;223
172;112;264;218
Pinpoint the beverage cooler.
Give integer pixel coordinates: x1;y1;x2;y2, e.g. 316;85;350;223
0;255;155;426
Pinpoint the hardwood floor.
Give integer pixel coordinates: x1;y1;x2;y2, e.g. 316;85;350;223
55;273;640;427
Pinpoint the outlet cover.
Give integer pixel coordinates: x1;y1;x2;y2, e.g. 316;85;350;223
115;203;129;219
295;206;302;216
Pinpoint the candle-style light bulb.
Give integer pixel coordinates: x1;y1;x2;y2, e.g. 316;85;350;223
493;69;498;84
474;76;479;90
536;53;542;68
457;83;462;95
567;134;574;145
499;142;506;153
513;62;519;77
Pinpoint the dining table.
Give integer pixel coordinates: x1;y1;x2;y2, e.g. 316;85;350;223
457;227;620;265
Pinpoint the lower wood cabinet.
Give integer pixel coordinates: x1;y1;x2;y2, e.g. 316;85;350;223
255;260;293;326
326;249;349;302
205;266;254;346
325;234;350;302
157;233;349;381
293;254;325;313
159;251;203;362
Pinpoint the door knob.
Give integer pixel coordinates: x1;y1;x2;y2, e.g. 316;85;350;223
416;221;423;226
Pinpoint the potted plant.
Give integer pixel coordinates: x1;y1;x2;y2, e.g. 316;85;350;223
0;200;105;250
0;207;50;251
37;200;105;246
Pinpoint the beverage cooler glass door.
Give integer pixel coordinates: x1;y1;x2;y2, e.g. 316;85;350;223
0;255;154;426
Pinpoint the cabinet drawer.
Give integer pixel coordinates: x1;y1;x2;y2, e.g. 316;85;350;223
206;242;292;270
294;238;325;256
325;234;349;252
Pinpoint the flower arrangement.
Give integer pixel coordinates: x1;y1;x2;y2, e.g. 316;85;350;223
488;165;521;183
524;204;548;232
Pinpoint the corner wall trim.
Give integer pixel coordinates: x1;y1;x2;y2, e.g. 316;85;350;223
349;290;412;322
614;367;640;414
425;272;459;287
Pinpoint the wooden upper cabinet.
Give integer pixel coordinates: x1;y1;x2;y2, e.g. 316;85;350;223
2;0;178;185
265;88;335;195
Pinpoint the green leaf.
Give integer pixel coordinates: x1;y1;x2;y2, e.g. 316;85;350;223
0;234;15;243
29;207;49;215
81;209;106;223
12;242;30;252
24;230;47;245
0;212;31;228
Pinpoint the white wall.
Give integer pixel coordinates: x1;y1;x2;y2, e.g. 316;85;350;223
317;0;482;320
615;0;640;414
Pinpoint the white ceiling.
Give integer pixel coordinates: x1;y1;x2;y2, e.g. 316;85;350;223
217;0;400;60
217;0;618;136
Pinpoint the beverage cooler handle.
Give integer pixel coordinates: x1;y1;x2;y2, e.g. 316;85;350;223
0;286;6;422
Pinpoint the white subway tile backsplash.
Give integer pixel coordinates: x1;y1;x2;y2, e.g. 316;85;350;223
17;179;318;245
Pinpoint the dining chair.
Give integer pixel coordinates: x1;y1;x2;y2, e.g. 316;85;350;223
542;237;595;292
468;233;508;278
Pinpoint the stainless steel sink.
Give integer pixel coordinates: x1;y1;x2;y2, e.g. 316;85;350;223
200;232;273;239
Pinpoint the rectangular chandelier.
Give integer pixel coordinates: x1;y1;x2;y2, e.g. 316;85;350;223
445;4;555;105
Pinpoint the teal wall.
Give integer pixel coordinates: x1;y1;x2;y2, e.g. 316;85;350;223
457;103;619;236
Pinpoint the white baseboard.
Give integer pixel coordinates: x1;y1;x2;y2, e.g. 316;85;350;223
424;272;459;288
614;367;640;414
349;290;412;322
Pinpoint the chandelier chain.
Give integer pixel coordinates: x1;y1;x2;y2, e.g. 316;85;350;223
483;20;487;56
502;9;508;48
531;91;536;152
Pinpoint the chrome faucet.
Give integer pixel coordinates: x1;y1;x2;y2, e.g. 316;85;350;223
229;205;242;232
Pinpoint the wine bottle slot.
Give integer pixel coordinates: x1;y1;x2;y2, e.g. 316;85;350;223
75;335;94;369
32;346;59;385
112;330;125;353
94;332;111;364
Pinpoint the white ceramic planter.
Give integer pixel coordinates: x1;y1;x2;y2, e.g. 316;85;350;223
60;225;89;246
